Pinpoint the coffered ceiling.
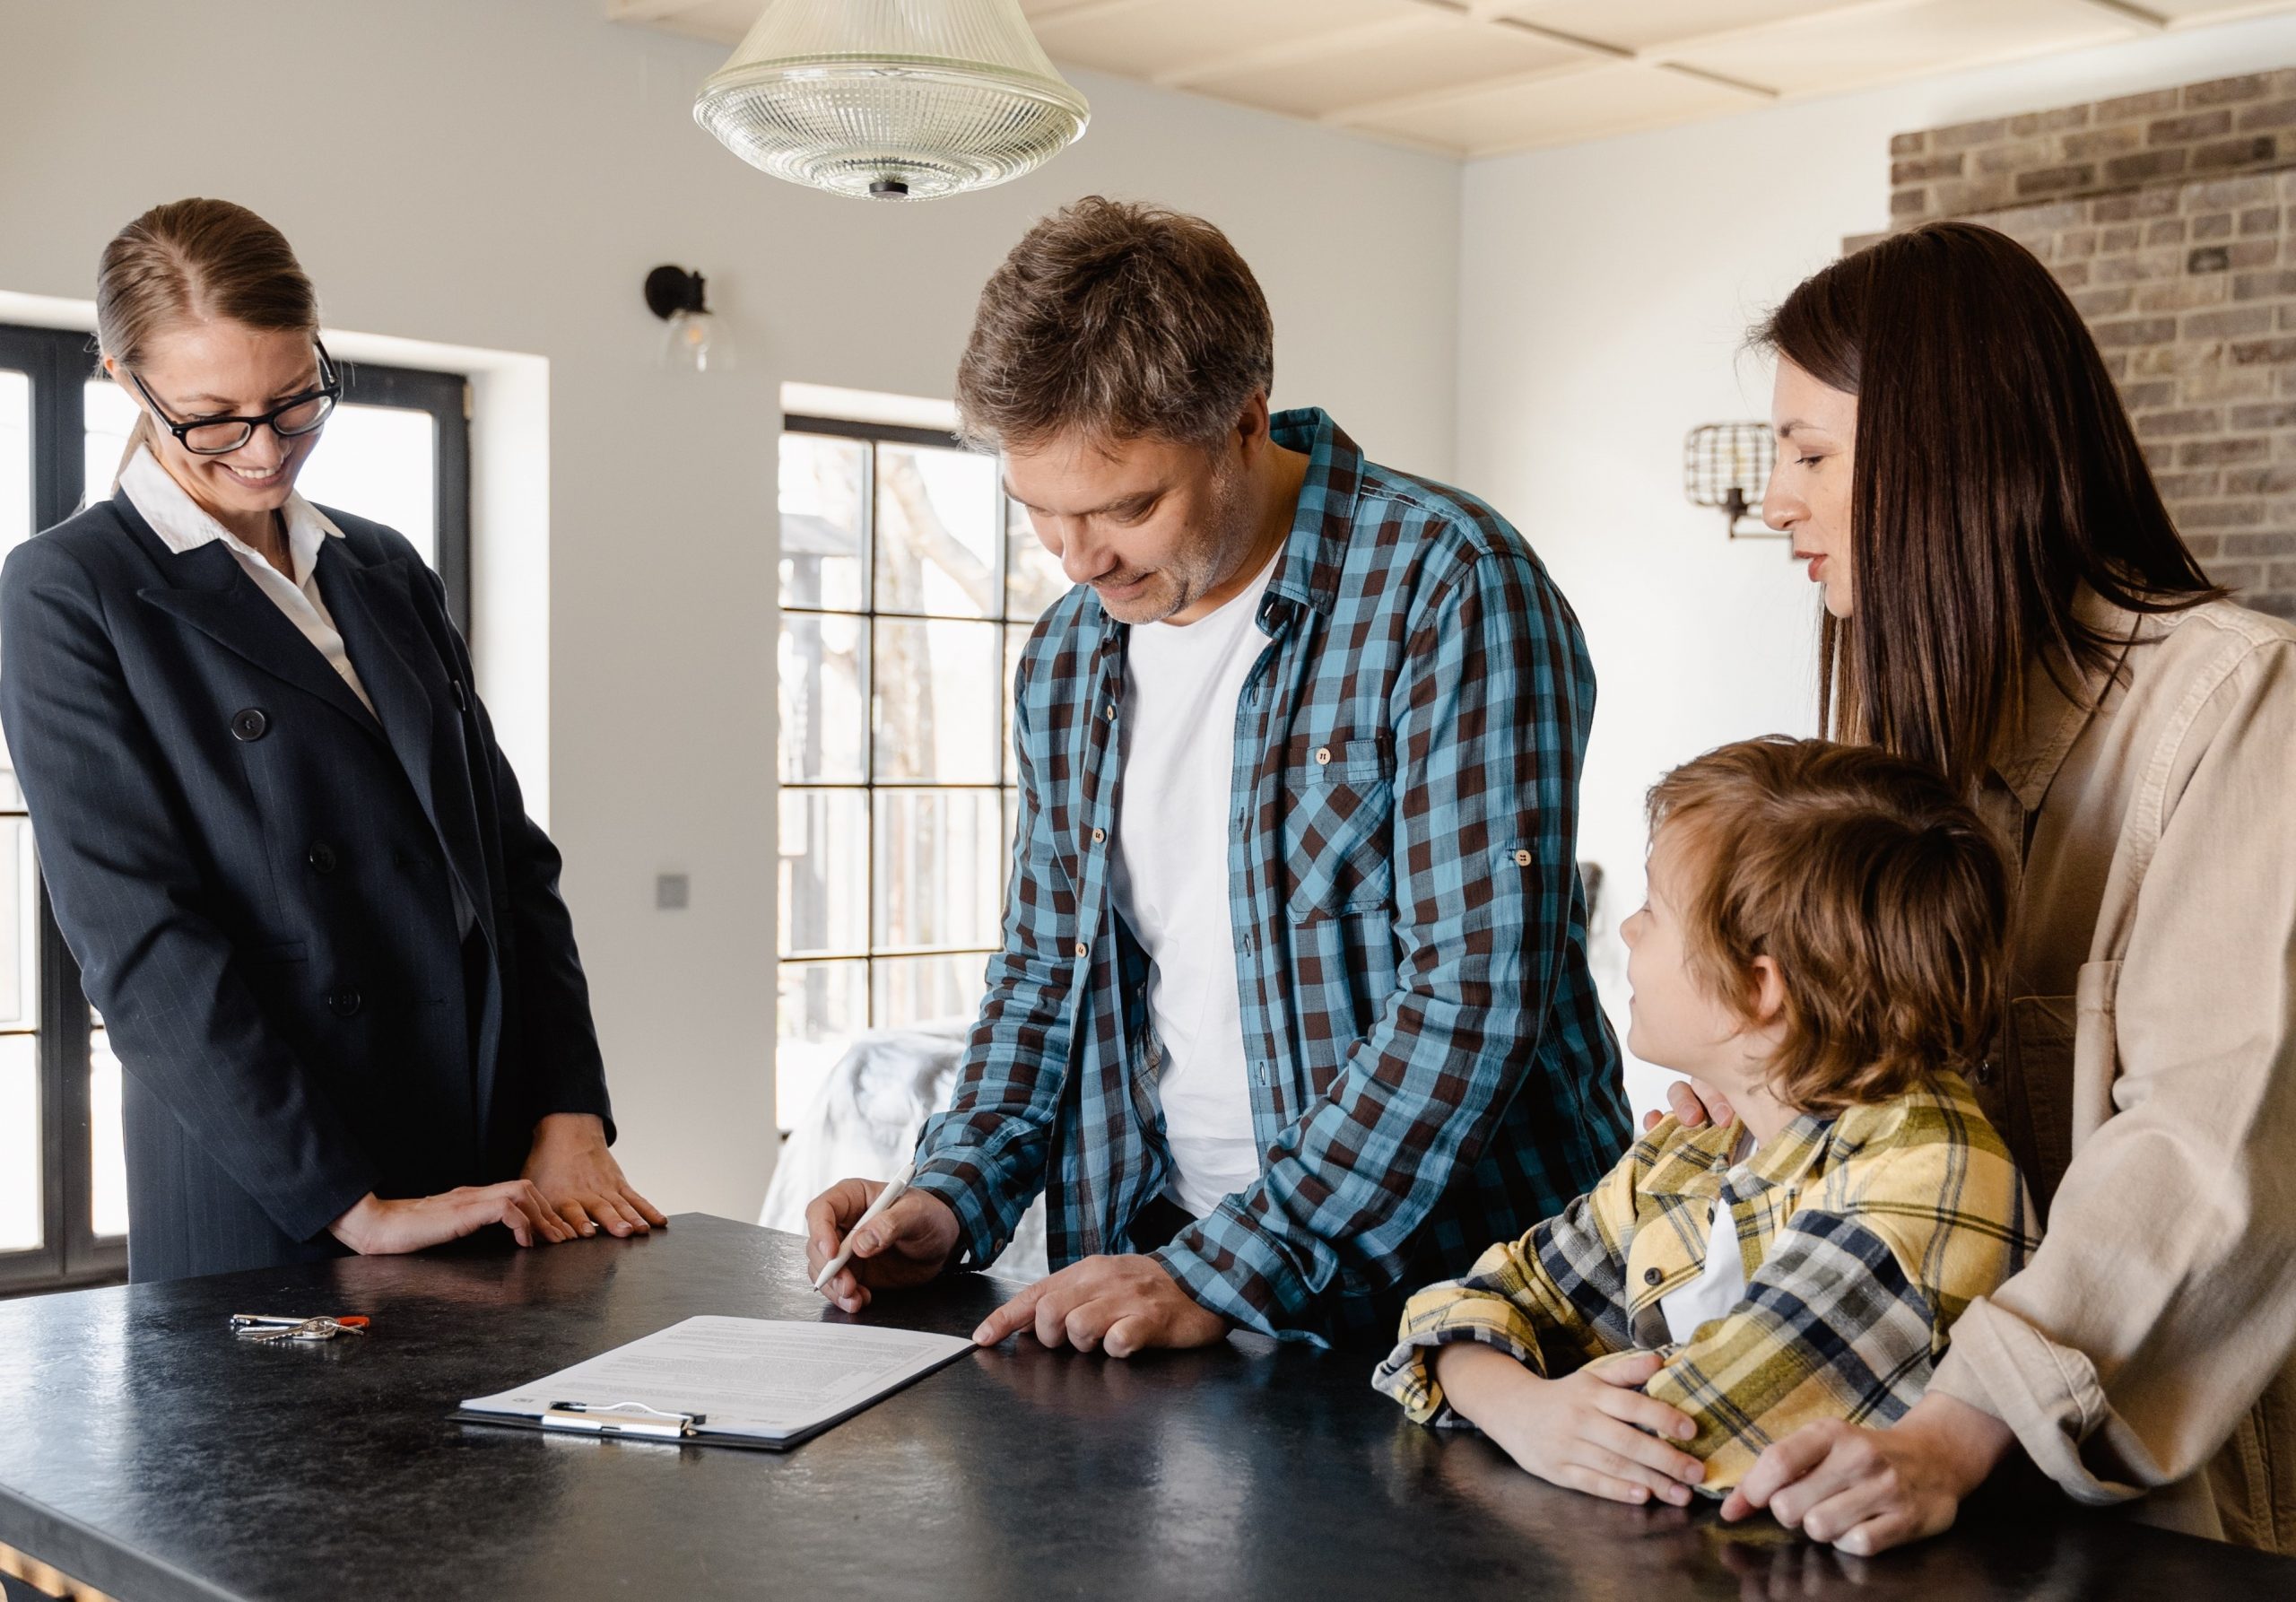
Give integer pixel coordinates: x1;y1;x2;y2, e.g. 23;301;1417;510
613;0;2296;158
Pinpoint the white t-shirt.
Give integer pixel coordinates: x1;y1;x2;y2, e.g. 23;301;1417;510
1660;1128;1754;1345
1111;548;1283;1218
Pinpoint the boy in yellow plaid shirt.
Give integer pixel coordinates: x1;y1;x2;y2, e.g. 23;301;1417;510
1374;736;2037;1514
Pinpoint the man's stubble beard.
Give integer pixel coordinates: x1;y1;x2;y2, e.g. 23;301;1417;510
1106;454;1258;627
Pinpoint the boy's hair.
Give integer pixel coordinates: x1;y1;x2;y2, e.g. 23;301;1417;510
1647;736;2009;1113
953;196;1274;453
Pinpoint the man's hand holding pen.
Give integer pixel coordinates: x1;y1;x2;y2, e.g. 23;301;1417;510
804;1178;963;1313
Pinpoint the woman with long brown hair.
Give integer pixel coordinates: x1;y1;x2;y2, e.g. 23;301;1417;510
0;198;664;1280
1654;220;2296;1554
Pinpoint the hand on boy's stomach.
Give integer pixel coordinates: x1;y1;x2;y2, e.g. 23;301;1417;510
1434;1345;1707;1508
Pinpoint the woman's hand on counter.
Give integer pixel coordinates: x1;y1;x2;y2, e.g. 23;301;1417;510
1722;1392;2014;1554
523;1112;669;1239
327;1181;575;1254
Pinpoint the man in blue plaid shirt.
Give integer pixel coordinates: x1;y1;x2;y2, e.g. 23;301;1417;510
806;197;1631;1350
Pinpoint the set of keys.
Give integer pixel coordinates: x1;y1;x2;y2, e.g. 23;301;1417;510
229;1312;371;1343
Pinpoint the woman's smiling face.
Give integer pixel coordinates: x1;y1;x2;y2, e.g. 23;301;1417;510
1763;358;1859;620
108;319;326;527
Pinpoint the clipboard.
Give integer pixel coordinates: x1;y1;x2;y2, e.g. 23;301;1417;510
452;1315;977;1452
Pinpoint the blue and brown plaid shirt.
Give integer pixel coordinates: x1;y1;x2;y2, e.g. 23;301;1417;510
910;409;1631;1341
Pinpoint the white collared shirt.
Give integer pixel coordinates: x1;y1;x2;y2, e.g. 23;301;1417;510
118;445;378;718
1660;1127;1755;1344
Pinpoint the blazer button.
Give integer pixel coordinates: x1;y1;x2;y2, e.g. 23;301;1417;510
230;708;269;742
327;988;363;1017
1643;1267;1665;1287
308;843;338;875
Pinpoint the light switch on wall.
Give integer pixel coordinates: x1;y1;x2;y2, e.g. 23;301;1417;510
656;873;690;910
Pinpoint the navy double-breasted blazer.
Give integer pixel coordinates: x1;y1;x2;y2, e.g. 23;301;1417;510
0;492;613;1282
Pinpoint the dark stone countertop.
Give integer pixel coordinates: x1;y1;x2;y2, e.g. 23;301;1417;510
0;1212;2289;1600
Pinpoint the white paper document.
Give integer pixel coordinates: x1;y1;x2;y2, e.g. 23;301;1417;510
459;1315;976;1448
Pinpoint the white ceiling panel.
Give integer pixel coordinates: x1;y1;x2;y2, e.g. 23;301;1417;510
1024;0;1399;81
1184;16;1587;119
1343;60;1759;155
1493;0;1847;54
622;0;2296;160
1667;0;2137;97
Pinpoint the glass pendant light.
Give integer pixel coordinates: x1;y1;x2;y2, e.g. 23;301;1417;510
693;0;1090;203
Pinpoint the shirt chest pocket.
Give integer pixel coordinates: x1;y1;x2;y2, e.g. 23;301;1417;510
1277;732;1394;922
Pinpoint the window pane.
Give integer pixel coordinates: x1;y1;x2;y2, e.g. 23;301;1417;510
873;789;1001;952
776;958;866;1131
0;370;31;559
90;1025;126;1240
872;618;997;783
1002;787;1021;896
871;953;987;1032
0;1032;38;1252
83;377;136;509
1004;623;1034;784
778;613;866;782
778;788;866;958
297;404;438;567
0;818;35;1032
0;371;30;809
780;432;865;611
1006;496;1070;623
874;443;997;618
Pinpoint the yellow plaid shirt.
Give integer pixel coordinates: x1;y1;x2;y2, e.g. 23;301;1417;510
1372;1073;2038;1493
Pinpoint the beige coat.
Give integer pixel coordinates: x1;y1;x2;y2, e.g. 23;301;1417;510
1931;587;2296;1551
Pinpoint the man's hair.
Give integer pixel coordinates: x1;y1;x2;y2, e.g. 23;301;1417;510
1647;736;2009;1114
954;196;1274;452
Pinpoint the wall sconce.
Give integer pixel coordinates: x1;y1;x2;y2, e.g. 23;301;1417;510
645;266;728;373
1683;422;1782;542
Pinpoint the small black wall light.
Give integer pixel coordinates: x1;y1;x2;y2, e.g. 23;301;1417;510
645;266;723;372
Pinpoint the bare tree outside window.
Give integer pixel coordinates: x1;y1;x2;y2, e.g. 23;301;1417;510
775;417;1068;1132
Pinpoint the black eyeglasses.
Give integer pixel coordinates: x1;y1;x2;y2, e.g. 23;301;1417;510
128;343;342;456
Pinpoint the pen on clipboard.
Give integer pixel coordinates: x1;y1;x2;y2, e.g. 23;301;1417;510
813;1161;915;1290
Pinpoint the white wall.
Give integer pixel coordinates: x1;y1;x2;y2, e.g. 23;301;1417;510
1458;13;2296;1115
0;0;1461;1221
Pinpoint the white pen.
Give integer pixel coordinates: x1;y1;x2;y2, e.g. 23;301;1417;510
813;1161;915;1291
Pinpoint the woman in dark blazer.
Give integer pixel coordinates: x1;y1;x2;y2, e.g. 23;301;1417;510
1;197;663;1282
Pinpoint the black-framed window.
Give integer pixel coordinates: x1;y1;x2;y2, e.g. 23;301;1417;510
773;414;1069;1133
0;322;472;1295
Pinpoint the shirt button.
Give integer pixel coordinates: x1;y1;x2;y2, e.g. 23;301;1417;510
1091;828;1106;843
1514;849;1532;867
1643;1267;1664;1287
1074;942;1089;958
1973;1058;1996;1085
308;843;338;875
327;988;363;1018
1314;746;1332;765
230;708;269;742
1105;705;1118;721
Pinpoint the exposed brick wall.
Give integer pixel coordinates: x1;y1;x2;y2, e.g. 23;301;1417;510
1863;74;2296;621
